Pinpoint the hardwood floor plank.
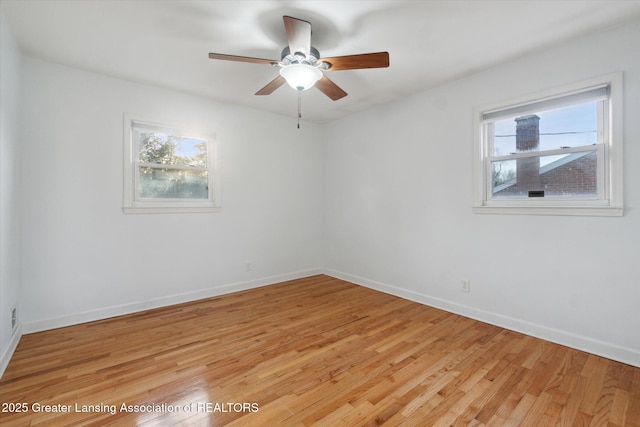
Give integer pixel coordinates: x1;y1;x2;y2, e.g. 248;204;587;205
1;275;638;426
609;389;630;426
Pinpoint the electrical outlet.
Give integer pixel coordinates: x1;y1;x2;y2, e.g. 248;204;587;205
461;280;470;293
11;307;17;329
245;261;252;272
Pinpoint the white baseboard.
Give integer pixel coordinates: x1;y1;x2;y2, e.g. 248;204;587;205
324;268;640;368
23;269;322;335
0;324;22;379
15;268;639;369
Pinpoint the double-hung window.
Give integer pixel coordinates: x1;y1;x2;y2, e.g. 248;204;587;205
123;115;221;213
473;73;623;216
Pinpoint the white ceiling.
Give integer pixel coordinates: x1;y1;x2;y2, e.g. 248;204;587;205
2;0;640;123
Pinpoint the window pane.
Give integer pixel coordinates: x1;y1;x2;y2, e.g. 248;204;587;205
492;101;598;156
138;131;207;167
138;168;208;199
491;159;517;191
491;150;597;198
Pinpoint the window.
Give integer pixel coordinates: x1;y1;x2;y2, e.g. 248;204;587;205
123;114;221;213
473;73;623;216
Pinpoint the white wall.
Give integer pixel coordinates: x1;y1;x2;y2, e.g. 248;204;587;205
19;58;324;331
323;20;640;366
0;14;23;373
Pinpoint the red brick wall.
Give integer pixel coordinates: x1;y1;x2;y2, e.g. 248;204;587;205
495;151;597;197
541;151;597;196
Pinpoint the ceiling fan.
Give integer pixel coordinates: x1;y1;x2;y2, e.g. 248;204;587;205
208;15;389;103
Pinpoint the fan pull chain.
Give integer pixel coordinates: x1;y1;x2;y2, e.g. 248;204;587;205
297;89;302;129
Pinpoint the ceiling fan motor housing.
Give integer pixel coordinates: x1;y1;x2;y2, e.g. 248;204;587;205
280;46;325;69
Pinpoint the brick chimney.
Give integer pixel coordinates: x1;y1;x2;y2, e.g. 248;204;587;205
515;115;540;152
515;115;541;191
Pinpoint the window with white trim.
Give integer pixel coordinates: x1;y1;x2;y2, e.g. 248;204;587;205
123;115;221;213
473;73;623;216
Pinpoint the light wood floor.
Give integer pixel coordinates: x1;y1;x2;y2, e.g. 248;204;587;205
1;275;638;426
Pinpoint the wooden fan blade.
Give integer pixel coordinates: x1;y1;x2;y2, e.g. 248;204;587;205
255;76;286;96
315;75;347;101
319;52;389;71
283;16;311;58
208;53;279;66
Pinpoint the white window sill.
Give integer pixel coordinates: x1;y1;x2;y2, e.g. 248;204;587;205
472;205;623;217
123;206;221;214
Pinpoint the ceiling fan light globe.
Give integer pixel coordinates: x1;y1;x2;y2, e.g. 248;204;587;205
279;64;322;91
